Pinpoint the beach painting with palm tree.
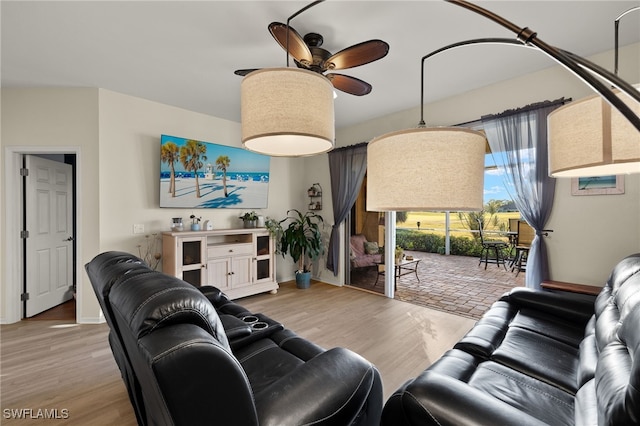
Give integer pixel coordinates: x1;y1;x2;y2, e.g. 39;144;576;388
160;134;270;208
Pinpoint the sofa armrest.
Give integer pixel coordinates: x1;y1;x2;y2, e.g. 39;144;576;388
219;314;252;341
502;287;594;325
255;347;382;426
385;372;549;426
139;324;259;426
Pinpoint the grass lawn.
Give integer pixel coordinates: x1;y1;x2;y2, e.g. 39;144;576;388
400;211;521;239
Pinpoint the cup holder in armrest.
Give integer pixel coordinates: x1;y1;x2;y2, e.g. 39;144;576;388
219;314;252;341
241;315;259;324
229;313;284;350
251;321;269;330
241;316;270;331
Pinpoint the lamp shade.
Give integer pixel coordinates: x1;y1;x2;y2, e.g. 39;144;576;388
548;84;640;177
367;127;486;211
241;68;335;157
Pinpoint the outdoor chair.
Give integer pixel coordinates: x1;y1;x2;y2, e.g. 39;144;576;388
477;220;508;270
512;220;535;276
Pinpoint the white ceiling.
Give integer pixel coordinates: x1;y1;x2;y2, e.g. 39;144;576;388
2;1;639;129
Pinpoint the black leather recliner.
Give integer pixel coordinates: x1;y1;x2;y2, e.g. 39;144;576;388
85;251;150;425
86;251;383;426
381;253;640;425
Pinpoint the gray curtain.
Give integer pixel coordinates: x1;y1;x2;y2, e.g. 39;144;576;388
481;99;566;290
326;143;368;276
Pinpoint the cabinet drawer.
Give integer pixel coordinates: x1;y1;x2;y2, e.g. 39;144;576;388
207;243;253;258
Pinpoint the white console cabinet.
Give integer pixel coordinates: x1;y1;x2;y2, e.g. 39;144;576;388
162;228;278;299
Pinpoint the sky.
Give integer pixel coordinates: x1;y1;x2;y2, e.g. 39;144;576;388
160;135;270;173
484;154;513;204
484;167;512;203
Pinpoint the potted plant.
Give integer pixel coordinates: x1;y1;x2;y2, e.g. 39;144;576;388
190;214;202;231
278;209;324;289
239;211;259;228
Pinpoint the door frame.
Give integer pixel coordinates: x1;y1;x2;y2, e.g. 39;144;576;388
3;145;82;324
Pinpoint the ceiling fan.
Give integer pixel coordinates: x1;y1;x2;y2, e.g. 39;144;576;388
234;21;389;96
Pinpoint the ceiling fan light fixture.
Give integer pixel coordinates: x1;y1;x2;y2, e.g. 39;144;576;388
241;68;335;157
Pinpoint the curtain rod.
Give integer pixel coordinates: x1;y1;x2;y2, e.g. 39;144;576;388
455;97;571;128
330;142;368;152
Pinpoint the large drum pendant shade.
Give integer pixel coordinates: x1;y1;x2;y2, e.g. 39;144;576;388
548;86;640;177
241;68;335;157
367;127;486;211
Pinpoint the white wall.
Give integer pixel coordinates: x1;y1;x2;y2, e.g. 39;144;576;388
1;88;308;323
97;89;309;284
2;88;101;323
321;43;640;287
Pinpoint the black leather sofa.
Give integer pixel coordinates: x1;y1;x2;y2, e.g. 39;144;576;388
86;251;383;426
381;253;640;426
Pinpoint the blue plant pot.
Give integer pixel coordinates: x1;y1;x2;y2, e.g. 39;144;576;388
191;223;201;231
295;271;311;289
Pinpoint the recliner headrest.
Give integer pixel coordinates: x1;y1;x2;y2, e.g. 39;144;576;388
110;271;230;352
606;253;640;293
85;251;150;326
86;251;148;298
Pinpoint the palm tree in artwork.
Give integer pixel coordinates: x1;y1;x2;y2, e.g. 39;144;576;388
215;155;231;197
161;141;180;197
179;140;207;198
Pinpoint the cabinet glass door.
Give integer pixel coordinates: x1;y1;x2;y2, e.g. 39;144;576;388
255;234;272;282
183;270;202;286
256;259;270;280
183;240;202;265
256;235;270;256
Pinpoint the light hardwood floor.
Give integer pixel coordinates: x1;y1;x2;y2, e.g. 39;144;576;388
1;281;475;425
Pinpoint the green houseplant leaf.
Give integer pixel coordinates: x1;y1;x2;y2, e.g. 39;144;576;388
278;209;324;273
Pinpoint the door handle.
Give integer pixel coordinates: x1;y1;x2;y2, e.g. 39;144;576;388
64;237;74;242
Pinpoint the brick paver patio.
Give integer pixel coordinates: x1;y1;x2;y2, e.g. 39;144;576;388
349;251;525;320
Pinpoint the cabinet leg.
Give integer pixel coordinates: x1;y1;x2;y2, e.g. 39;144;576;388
270;289;278;294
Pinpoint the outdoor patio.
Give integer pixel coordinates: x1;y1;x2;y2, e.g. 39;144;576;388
349;251;525;320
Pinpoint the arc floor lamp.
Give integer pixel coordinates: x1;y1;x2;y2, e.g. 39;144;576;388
368;0;640;213
447;0;640;178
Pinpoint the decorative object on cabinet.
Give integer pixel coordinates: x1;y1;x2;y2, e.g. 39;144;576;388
277;209;324;289
190;214;202;231
239;211;259;228
264;218;284;251
170;217;184;232
160;134;270;209
162;228;278;299
307;183;323;211
189;214;202;231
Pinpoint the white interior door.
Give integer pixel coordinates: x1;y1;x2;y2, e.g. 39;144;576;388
24;155;74;317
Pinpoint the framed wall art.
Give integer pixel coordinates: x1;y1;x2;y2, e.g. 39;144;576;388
160;134;270;208
571;175;625;196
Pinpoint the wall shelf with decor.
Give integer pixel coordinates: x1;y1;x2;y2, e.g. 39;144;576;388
307;183;323;211
162;228;278;299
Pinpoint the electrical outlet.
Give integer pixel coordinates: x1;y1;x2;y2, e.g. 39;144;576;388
133;224;145;234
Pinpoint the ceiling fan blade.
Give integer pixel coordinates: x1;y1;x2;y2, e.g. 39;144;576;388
268;22;313;66
324;40;389;71
326;73;372;96
234;68;260;76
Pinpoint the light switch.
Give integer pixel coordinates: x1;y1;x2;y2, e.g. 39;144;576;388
133;224;145;234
